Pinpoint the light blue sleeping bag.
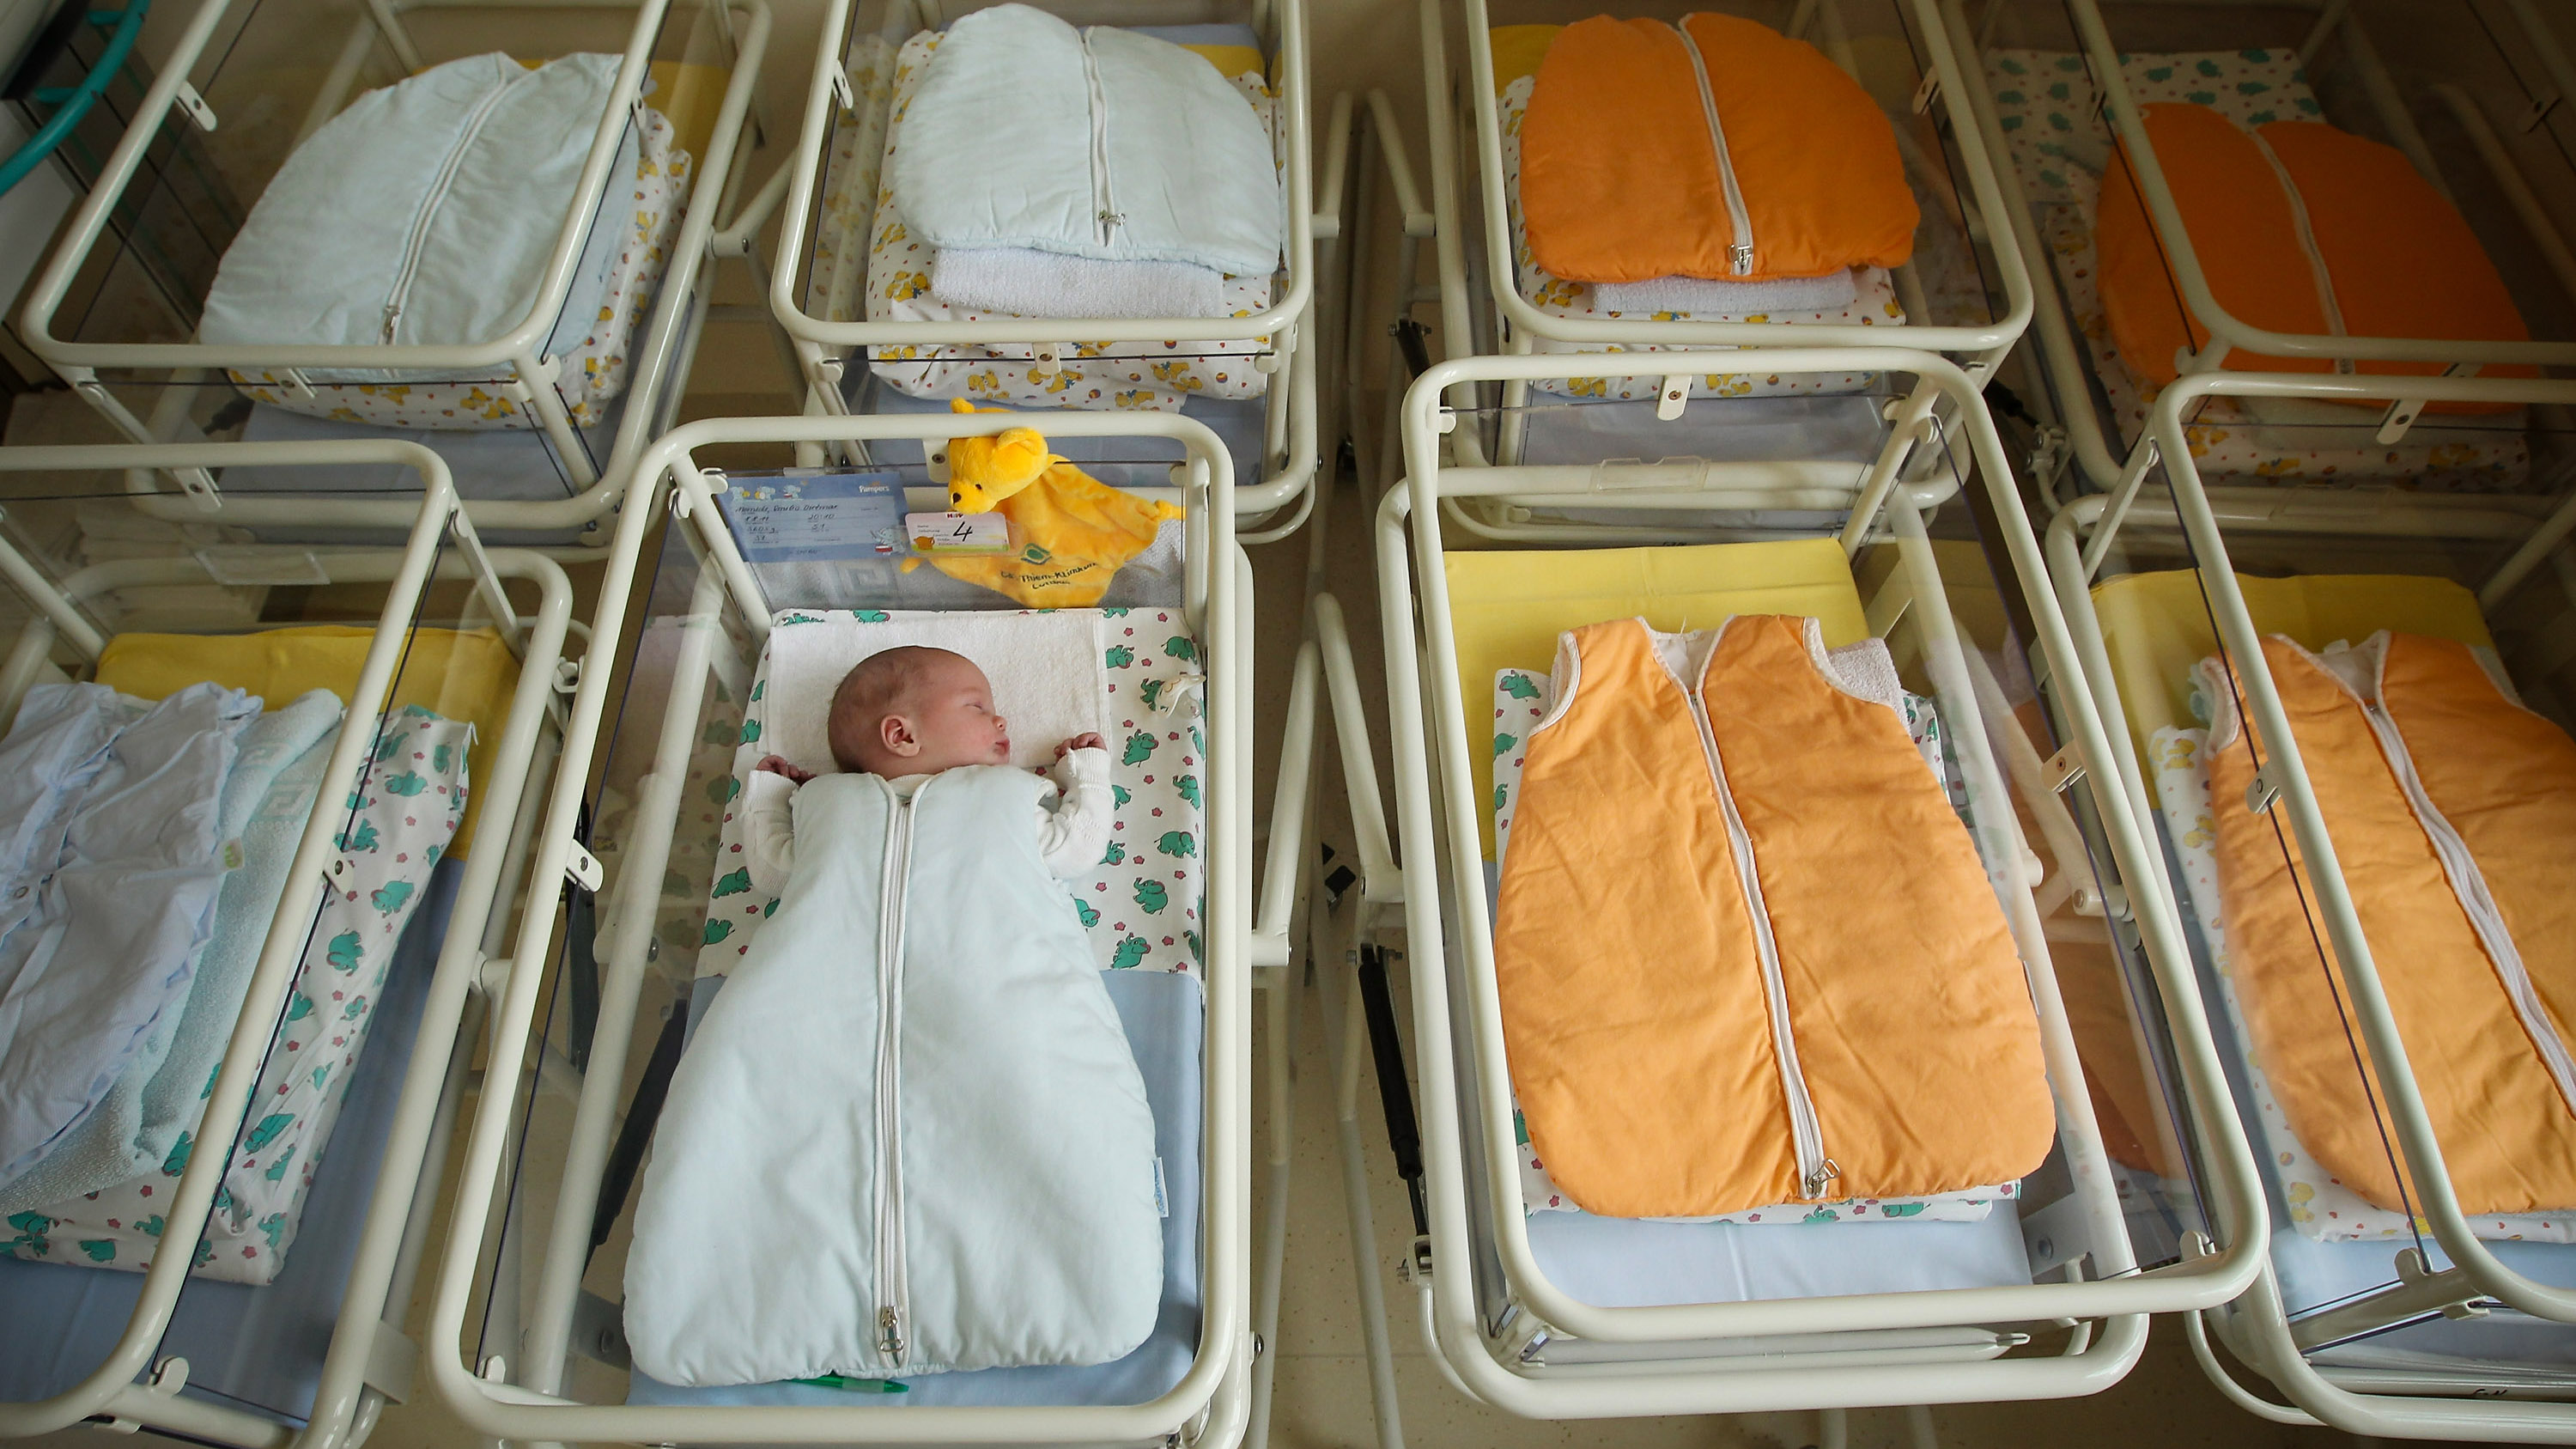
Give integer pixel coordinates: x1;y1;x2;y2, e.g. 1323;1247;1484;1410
886;3;1281;277
624;766;1161;1386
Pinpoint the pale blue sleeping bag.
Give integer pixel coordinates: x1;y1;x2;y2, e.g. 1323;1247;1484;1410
624;766;1161;1386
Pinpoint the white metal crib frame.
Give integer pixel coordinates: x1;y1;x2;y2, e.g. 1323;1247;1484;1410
765;0;1335;527
1948;0;2576;498
1413;0;2036;553
424;408;1268;1447
15;0;776;528
2044;367;2576;1442
1365;348;2271;1417
0;441;577;1449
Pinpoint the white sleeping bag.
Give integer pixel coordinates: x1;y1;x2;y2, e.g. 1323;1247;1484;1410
625;765;1161;1385
887;3;1281;278
198;52;633;381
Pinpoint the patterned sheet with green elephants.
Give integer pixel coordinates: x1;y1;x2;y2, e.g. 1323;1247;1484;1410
697;608;1206;979
2;707;471;1283
1489;667;2020;1225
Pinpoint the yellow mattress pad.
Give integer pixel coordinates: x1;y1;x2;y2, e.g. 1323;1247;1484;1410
96;625;521;856
2089;569;2494;762
1444;538;1868;860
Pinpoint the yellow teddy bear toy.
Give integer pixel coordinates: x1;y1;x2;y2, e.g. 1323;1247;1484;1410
906;399;1183;607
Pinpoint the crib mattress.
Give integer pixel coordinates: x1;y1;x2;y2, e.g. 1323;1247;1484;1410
0;863;459;1425
628;965;1205;1407
1984;49;2531;488
1527;1204;2031;1309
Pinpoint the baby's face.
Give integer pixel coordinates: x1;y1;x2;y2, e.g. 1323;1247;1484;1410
896;656;1012;772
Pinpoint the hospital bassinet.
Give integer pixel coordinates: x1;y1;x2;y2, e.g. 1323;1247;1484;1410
416;408;1283;1446
2045;367;2576;1440
766;0;1341;539
13;0;777;538
1334;348;2270;1422
1955;0;2576;501
1412;0;2037;535
0;441;574;1449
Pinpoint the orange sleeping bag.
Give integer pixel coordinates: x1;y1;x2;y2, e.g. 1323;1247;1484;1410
2097;104;2530;406
1516;14;1917;286
2205;632;2576;1215
1490;616;2056;1218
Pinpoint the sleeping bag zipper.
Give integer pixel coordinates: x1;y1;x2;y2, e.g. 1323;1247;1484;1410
1672;18;1755;277
1078;29;1121;247
1683;673;1838;1198
872;782;916;1366
2245;127;2352;372
2353;693;2576;1112
383;63;539;344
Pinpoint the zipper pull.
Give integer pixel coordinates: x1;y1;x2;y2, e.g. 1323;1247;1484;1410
1802;1159;1840;1199
1728;241;1754;277
878;1306;905;1357
381;301;403;344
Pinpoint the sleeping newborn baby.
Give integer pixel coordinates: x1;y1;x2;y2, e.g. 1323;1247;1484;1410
740;645;1111;892
626;642;1162;1386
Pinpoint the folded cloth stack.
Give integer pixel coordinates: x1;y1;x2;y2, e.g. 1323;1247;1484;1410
0;685;469;1284
889;3;1282;321
1516;14;1917;315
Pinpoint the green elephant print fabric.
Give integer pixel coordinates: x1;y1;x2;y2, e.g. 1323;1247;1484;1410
3;708;470;1282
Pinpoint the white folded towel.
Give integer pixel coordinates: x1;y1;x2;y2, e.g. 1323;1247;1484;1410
931;247;1230;320
760;610;1107;775
1592;268;1860;317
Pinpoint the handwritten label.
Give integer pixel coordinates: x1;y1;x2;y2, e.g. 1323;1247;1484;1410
905;511;1011;554
714;470;906;563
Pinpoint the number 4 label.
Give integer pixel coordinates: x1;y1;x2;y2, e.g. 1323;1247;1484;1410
905;511;1011;554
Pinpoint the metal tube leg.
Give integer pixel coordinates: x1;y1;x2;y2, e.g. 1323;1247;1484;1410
1316;917;1405;1449
1247;966;1299;1448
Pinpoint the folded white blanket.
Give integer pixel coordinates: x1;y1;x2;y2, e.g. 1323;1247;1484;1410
932;247;1229;320
759;611;1105;774
890;4;1281;277
1592;268;1860;318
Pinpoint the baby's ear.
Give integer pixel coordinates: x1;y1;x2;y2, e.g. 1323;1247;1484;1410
880;713;922;756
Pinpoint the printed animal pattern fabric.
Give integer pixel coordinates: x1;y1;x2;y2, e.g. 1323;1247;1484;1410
229;109;692;431
850;31;1279;411
2150;723;2576;1243
3;708;471;1282
1498;70;1897;402
1982;48;2530;489
1489;667;2017;1224
700;608;1206;976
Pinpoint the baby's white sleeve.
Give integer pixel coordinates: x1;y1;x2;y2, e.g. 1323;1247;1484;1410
1036;746;1115;878
742;770;799;898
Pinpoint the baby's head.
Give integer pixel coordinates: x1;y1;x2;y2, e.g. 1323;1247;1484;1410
827;646;1010;777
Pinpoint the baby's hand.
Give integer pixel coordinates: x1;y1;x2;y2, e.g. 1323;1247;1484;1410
755;754;816;784
1057;733;1105;758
